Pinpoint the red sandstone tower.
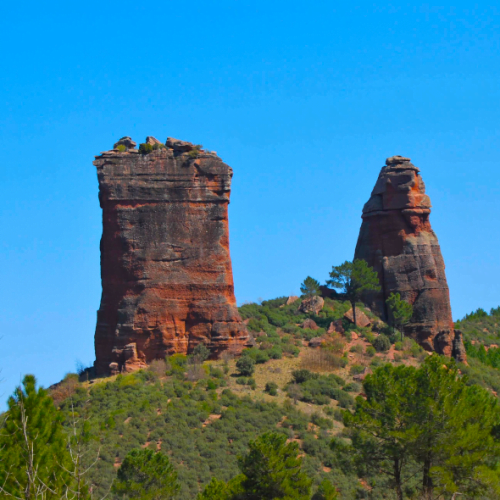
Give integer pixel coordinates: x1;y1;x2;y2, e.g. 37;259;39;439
93;137;248;375
354;156;464;360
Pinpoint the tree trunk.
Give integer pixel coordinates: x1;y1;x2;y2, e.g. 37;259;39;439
422;459;433;500
352;301;357;327
394;459;403;500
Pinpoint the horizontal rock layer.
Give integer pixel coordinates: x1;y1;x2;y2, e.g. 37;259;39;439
93;141;248;375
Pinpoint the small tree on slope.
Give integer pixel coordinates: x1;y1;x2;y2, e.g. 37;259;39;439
326;259;380;327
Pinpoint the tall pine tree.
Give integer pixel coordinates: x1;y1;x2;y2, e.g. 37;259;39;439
0;374;75;499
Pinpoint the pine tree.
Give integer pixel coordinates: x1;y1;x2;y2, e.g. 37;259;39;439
112;448;180;499
238;432;312;499
0;374;74;499
386;292;413;341
411;356;500;499
340;356;500;499
300;276;320;298
326;260;380;327
341;363;418;500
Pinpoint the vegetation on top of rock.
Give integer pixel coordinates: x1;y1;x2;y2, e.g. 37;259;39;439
139;142;165;154
187;144;203;158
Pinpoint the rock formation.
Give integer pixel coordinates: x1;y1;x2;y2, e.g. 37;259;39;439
354;156;464;359
299;296;324;315
93;137;248;375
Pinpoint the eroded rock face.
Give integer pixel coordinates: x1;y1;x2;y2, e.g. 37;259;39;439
93;138;248;375
354;156;458;356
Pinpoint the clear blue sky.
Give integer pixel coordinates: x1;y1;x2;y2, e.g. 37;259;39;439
1;1;499;401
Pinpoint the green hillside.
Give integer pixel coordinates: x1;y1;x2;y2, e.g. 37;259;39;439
3;297;500;499
51;296;427;499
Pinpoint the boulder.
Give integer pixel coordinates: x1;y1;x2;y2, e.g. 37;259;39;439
354;156;454;355
93;138;248;375
452;330;467;364
308;337;325;348
344;308;371;328
302;318;319;330
353;367;371;381
166;137;196;152
145;136;162;146
113;136;137;149
328;320;344;335
299;296;324;315
286;295;299;305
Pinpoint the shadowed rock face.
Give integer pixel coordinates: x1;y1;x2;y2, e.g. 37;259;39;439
93;138;248;375
354;156;456;355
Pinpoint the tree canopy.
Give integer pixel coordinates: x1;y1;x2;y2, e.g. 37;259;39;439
300;276;321;298
326;260;380;326
0;374;74;499
339;356;500;499
112;448;180;499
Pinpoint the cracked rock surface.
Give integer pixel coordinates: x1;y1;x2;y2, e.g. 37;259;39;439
354;156;459;356
93;138;248;375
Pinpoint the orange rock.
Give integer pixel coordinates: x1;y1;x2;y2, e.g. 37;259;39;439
344;308;371;328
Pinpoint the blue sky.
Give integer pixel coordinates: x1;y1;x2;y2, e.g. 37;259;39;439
0;1;499;400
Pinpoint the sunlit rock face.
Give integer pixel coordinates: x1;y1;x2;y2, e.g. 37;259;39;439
354;156;456;355
93;138;248;375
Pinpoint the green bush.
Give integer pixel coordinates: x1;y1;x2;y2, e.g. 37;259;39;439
349;364;365;376
373;335;391;352
394;341;403;351
267;347;282;359
343;382;361;393
292;370;317;384
265;382;278;396
311;412;333;429
116;144;127;152
236;377;247;386
188;145;203;158
255;351;270;364
236;356;255;377
139;143;154;154
365;345;376;357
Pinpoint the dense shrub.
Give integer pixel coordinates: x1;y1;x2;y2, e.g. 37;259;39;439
365;346;376;357
349;364;365;375
236;356;255;377
265;382;278;396
373;335;391;352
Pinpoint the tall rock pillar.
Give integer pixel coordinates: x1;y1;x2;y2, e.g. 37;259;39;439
354;156;457;355
93;137;248;375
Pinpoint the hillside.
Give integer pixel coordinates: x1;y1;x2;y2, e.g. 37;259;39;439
454;307;500;394
51;295;436;499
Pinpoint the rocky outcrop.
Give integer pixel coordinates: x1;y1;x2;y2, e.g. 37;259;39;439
93;137;248;375
301;319;319;330
452;330;467;364
299;296;324;315
344;308;371;328
354;156;463;358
